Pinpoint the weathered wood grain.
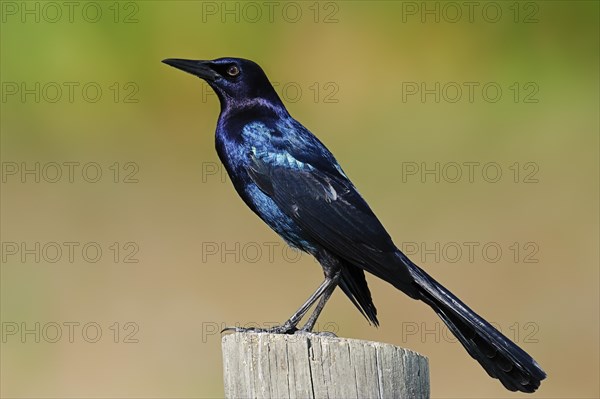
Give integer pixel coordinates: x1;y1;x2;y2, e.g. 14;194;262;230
222;332;429;399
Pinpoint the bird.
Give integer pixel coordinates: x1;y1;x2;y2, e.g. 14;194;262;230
162;57;546;393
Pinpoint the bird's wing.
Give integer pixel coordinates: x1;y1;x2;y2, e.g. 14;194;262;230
247;152;415;287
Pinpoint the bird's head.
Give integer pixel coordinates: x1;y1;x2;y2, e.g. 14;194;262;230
162;57;283;110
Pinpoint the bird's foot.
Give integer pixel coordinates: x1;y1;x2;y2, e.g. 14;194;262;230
220;321;337;337
221;325;337;338
221;322;298;335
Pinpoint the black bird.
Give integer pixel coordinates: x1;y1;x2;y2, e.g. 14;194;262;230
162;57;546;393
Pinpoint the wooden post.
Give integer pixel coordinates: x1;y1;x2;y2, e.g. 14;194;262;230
222;332;430;399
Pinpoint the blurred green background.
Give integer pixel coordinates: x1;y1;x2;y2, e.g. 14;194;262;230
1;1;598;398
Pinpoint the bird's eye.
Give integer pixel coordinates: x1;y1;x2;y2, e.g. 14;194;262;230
227;65;240;77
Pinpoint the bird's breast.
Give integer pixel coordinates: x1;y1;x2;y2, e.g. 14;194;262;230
214;125;316;254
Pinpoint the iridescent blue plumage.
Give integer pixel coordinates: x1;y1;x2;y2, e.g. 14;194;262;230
216;118;348;253
163;57;546;393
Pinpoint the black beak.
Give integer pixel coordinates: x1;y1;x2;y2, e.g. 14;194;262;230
162;58;220;82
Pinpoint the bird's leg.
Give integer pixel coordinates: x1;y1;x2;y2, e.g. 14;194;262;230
221;276;335;334
222;251;341;335
299;270;340;333
278;276;336;331
271;252;342;334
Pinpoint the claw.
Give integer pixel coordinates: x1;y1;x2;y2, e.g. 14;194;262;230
220;323;336;336
220;324;299;335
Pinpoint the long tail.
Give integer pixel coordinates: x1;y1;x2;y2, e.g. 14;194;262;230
397;253;547;393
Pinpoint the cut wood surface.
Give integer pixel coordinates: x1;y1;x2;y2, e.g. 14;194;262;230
222;332;429;399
